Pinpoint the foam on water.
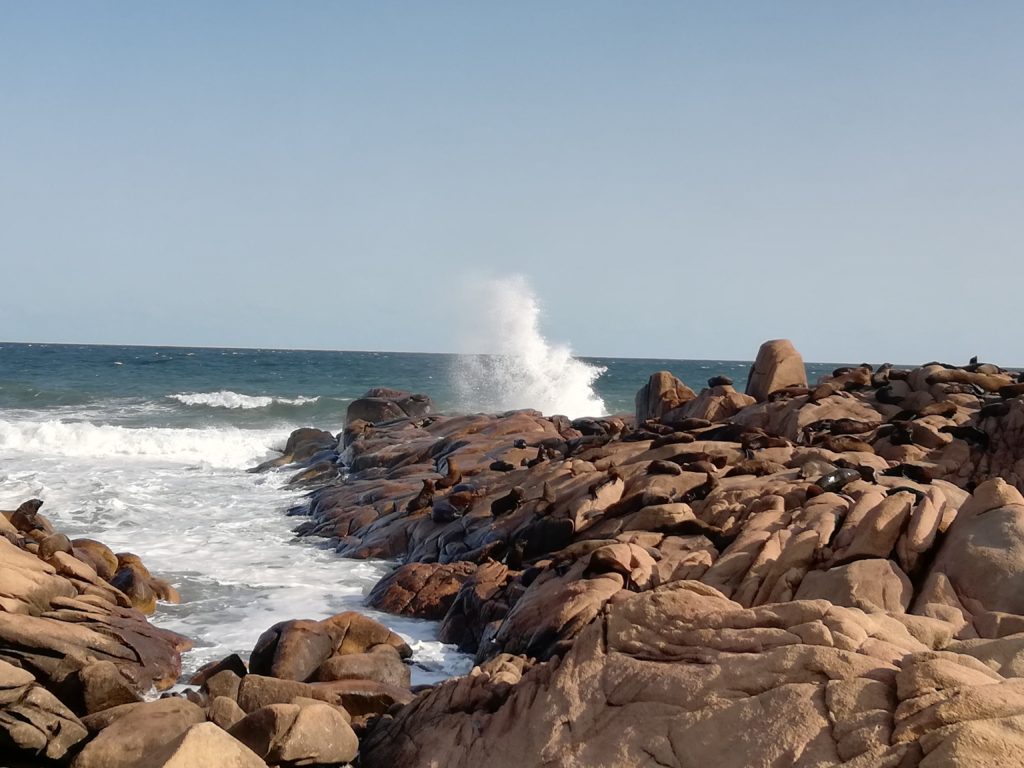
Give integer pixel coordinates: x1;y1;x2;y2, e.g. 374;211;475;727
169;391;321;409
0;419;285;468
452;276;607;419
0;417;472;684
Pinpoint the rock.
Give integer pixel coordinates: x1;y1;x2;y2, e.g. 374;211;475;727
202;670;243;702
635;372;696;423
140;721;266;768
366;561;477;619
362;581;938;768
746;339;808;402
237;675;326;713
347;389;432;426
70;539;119;580
229;702;358;766
915;478;1024;635
207;696;247;730
249;619;335;682
0;659;88;761
189;653;247;686
71;697;206;768
314;644;411;687
77;660;141;714
794;559;913;613
320;611;413;658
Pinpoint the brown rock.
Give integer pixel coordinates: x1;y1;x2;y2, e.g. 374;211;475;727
71;697;206;768
367;561;477;620
0;659;88;761
230;702;358;766
141;721;266;768
314;643;411;687
207;695;247;730
795;559;913;613
249;619;335;682
77;660;141;714
635;372;696;423
746;339;808;402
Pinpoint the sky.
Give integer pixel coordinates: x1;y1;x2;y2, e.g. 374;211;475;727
1;2;1022;363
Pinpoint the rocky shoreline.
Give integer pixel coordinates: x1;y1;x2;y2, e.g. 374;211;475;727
7;339;1024;766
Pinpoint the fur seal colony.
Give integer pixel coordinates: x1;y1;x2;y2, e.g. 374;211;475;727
7;338;1024;767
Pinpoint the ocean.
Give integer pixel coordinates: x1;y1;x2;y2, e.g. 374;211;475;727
0;340;843;685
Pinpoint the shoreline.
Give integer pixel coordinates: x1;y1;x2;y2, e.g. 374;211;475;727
7;339;1024;765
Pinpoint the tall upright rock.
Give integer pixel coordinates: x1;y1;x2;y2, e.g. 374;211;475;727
745;339;807;402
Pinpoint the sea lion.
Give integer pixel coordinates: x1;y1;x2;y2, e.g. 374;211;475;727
7;499;44;534
489;460;516;473
650;432;696;449
882;464;934;484
1000;383;1024;399
803;418;881;436
491;486;525;517
939;425;989;449
726;459;788;477
513;439;528;449
767;386;812;401
875;385;904;405
647;459;683;476
430;501;461;524
979;401;1011;419
435;458;463;490
406;479;435;513
814;468;862;494
678;472;719;504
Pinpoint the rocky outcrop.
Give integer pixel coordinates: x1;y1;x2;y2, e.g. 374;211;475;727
246;344;1024;767
363;581;1024;767
746;338;808;401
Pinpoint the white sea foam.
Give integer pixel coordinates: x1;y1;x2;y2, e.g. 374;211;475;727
0;452;471;685
452;276;607;419
169;391;320;409
0;419;283;468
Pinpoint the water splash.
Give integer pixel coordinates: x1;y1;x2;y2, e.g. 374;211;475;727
452;276;607;418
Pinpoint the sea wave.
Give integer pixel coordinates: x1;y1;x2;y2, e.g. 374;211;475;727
0;419;282;468
169;391;321;409
452;275;607;419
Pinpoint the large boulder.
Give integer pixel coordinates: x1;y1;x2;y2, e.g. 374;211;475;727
794;558;913;613
366;561;478;620
635;372;696;423
915;478;1024;635
71;698;206;768
136;722;266;768
746;339;808;402
346;389;433;426
229;701;358;766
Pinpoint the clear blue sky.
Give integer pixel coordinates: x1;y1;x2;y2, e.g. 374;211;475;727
1;2;1021;363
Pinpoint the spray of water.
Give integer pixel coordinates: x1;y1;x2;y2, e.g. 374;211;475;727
452;276;607;419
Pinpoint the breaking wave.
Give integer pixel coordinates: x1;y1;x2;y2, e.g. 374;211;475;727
169;391;320;409
452;276;607;419
0;419;282;468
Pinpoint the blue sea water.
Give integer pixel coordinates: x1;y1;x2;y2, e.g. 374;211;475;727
0;341;845;685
